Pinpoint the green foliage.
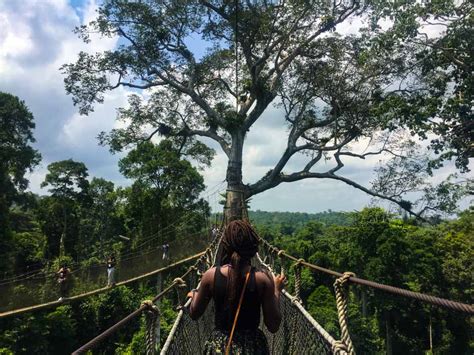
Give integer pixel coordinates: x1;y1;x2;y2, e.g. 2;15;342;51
267;207;473;354
118;140;209;246
0;92;41;200
119;141;205;206
249;210;352;232
0;208;472;354
307;286;339;336
0;92;41;273
41;159;89;200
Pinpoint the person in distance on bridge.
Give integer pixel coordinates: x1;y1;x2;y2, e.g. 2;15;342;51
162;243;170;260
106;255;116;287
57;263;71;301
187;219;285;354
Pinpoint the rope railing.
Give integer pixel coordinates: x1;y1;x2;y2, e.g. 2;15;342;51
256;253;340;355
71;233;223;354
72;279;185;355
260;238;474;314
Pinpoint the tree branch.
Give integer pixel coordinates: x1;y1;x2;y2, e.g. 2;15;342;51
180;128;231;158
247;167;426;221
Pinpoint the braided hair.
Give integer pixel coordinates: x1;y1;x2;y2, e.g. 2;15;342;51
220;220;260;312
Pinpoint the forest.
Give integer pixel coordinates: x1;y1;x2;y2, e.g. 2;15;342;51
0;93;472;353
1;0;473;353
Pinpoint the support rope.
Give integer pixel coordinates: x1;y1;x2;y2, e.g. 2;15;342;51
143;300;160;355
293;259;304;302
334;272;356;355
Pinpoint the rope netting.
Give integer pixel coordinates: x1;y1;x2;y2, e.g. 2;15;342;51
161;234;473;354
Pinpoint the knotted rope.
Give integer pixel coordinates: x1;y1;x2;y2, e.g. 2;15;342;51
332;340;349;355
142;300;160;355
277;249;286;276
334;272;356;355
293;259;304;302
174;277;187;311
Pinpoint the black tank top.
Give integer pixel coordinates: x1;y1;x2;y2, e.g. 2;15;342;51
214;265;261;332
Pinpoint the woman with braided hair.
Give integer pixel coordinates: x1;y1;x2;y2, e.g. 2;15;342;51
188;219;286;354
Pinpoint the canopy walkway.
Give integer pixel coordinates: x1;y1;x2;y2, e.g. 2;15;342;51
0;226;211;315
65;232;473;355
0;251;206;318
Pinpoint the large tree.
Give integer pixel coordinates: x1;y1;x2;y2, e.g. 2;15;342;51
62;0;472;220
0;92;41;270
118;140;209;245
40;160;90;258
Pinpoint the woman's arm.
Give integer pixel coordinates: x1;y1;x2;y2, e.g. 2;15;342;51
188;267;214;320
260;271;285;333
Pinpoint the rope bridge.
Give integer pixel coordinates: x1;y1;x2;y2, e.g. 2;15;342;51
0;251;206;319
161;252;339;354
0;227;211;315
67;233;472;354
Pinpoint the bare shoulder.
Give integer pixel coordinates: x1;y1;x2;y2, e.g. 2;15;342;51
255;269;274;287
201;267;216;285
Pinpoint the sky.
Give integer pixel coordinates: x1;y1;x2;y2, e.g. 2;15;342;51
0;0;471;214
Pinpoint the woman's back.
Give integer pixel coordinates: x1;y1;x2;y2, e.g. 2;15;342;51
187;220;285;354
213;265;261;332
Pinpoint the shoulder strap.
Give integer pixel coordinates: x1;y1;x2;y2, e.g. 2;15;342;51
225;271;251;355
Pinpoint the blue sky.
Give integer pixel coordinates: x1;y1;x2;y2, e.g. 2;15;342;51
0;0;470;214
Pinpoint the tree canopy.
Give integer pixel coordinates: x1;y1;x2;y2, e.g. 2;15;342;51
0;92;41;205
63;0;472;219
118;140;209;244
0;92;41;269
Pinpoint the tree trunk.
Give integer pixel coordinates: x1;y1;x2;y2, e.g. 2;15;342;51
361;288;368;318
60;202;67;258
224;131;247;222
385;312;393;355
429;315;433;353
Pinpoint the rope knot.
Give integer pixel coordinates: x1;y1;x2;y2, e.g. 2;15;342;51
141;300;159;314
277;249;285;257
290;295;301;305
332;340;349;354
173;278;186;288
335;272;355;288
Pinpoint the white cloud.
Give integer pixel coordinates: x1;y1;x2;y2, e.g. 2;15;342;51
0;0;131;194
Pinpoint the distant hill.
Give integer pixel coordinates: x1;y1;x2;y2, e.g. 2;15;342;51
248;210;352;227
213;210;352;229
